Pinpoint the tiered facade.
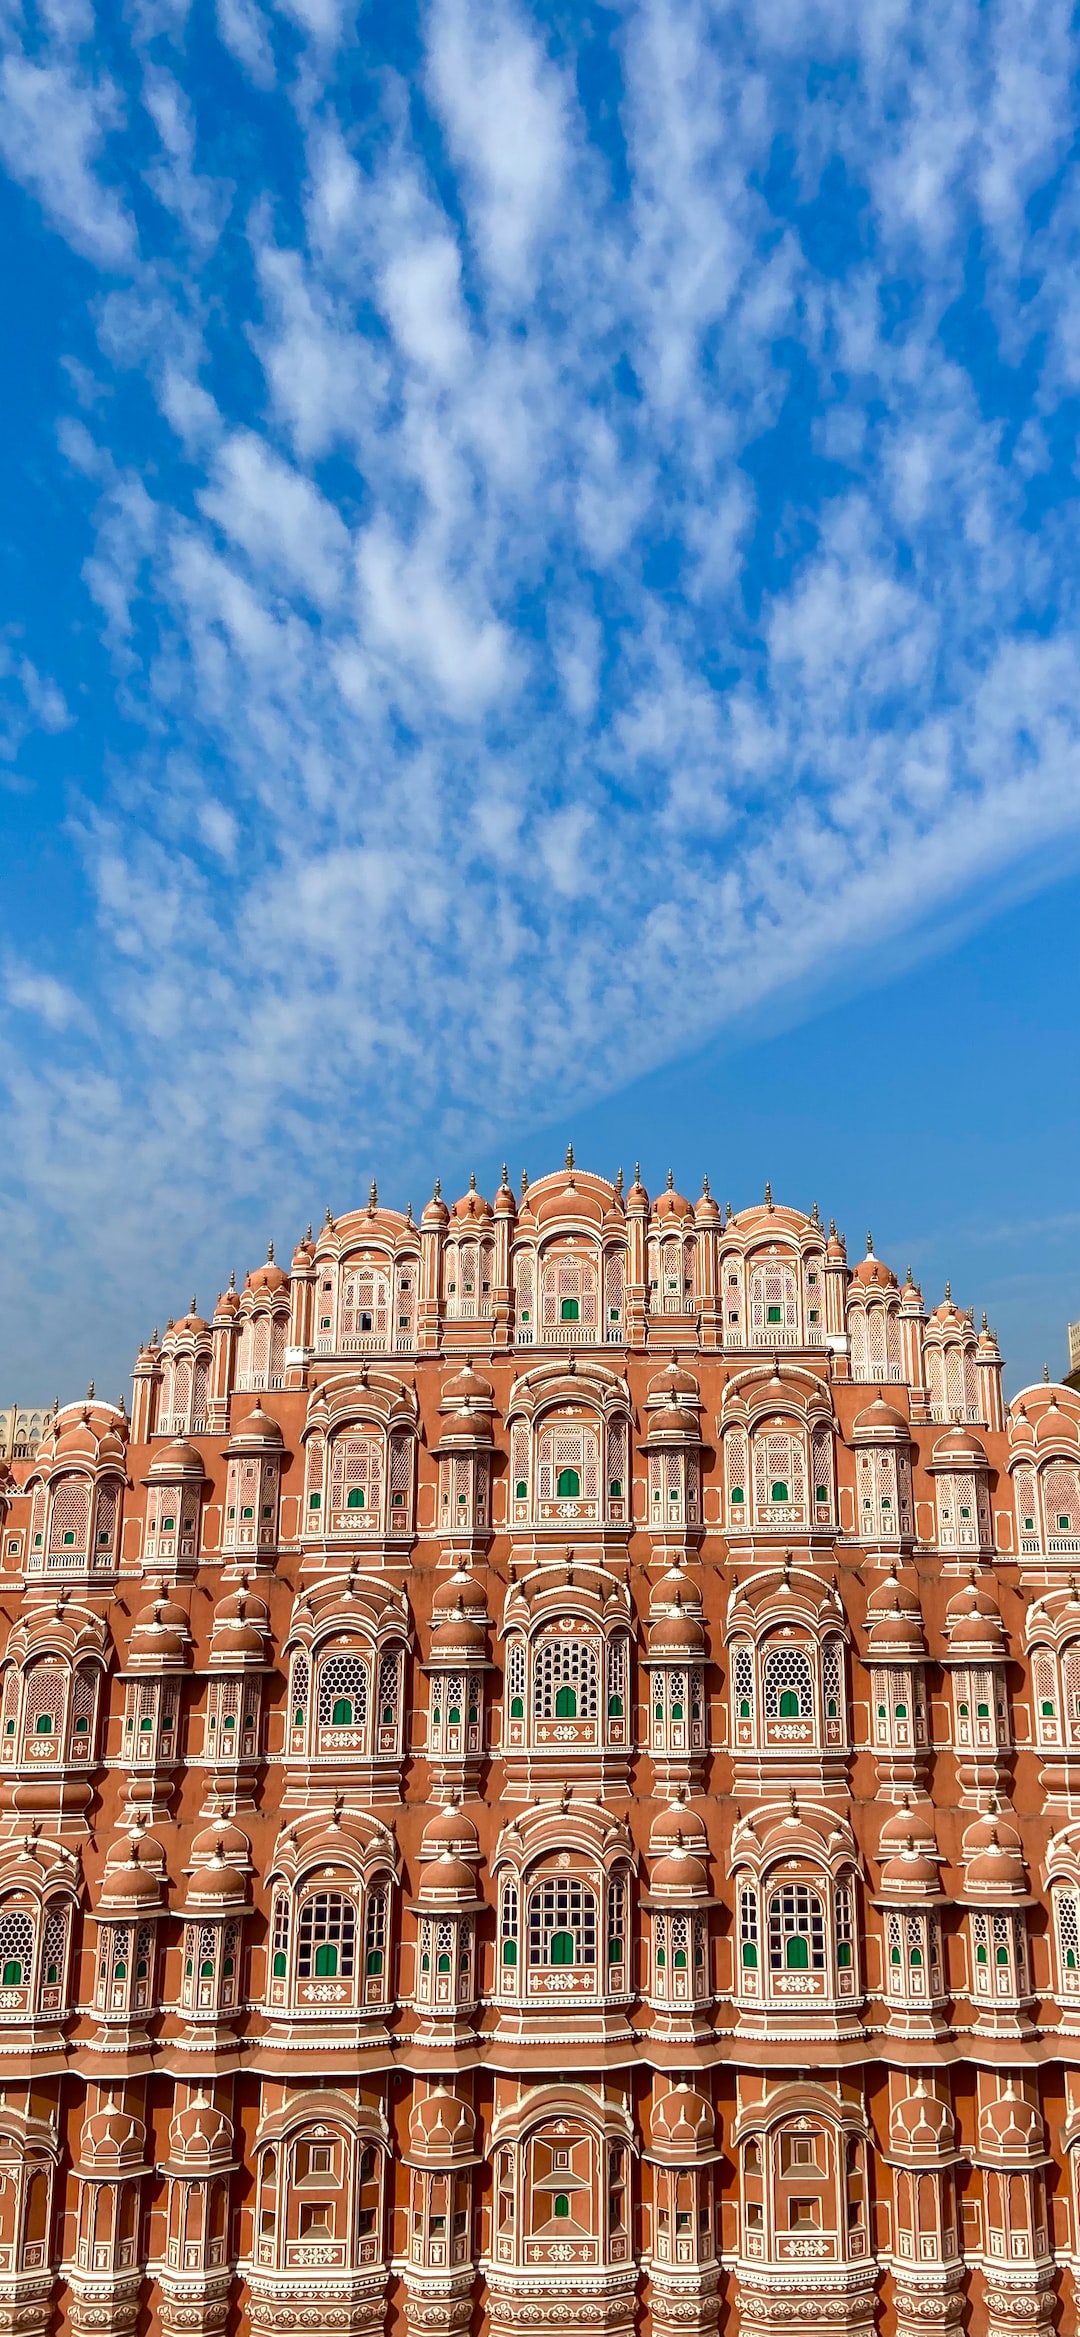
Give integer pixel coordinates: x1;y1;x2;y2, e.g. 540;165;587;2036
1;1160;1079;2337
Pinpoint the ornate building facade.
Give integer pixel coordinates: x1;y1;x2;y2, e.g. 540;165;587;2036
0;1160;1078;2337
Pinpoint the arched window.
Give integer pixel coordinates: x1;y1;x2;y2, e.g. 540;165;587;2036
528;1877;597;1969
557;1467;580;1497
329;1436;382;1521
540;1253;599;1340
767;1883;825;1973
537;1422;600;1509
506;1639;526;1722
1045;1462;1080;1539
534;1634;599;1720
297;1893;356;1981
763;1647;813;1720
752;1429;807;1522
500;1878;519;1970
749;1259;798;1341
316;1655;369;1735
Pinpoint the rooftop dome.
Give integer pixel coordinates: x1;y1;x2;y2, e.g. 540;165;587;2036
930;1426;988;1468
450;1177;493;1222
98;1830;167;1912
421;1804;480;1861
225;1405;284;1452
145;1438;205;1481
408;2088;477;2166
978;2086;1046;2164
168;2094;234;2168
852;1398;909;1440
653;1173;693;1223
648;1593;706;1655
127;1596;191;1669
79;2102;147;2173
649;2084;716;2160
890;2082;955;2159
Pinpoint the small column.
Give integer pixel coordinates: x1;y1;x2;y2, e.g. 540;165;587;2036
491;1166;516;1349
419;1184;448;1352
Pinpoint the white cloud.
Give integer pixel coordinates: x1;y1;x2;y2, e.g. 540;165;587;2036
0;56;133;266
426;0;570;295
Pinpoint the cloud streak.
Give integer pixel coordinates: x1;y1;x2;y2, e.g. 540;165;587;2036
0;0;1079;1375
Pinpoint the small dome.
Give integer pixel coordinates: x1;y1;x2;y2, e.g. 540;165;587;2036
646;1403;701;1441
653;1175;693;1223
878;1841;941;1896
891;2082;954;2158
852;1399;909;1440
944;1575;1006;1659
647;1359;700;1404
226;1405;284;1452
247;1257;289;1295
978;2087;1046;2163
422;1184;450;1227
694;1181;721;1226
649;2083;715;2159
210;1584;271;1664
1035;1400;1080;1447
649;1598;705;1654
99;1830;167;1911
184;1822;251;1910
80;2103;146;2173
430;1606;487;1654
415;1851;479;1905
216;1284;241;1317
127;1596;191;1668
961;1811;1028;1900
650;1800;709;1858
930;1426;987;1467
431;1569;488;1620
626;1168;650;1210
854;1258;897;1289
866;1606;926;1658
826;1227;846;1260
451;1179;493;1222
440;1362;494;1411
494;1167;516;1216
421;1804;480;1860
168;2094;234;2167
408;2088;477;2166
650;1848;709;1897
146;1438;205;1481
878;1801;937;1856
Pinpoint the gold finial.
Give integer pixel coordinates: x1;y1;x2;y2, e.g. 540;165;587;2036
566;1142;575;1171
634;1161;641;1185
325;1203;333;1225
702;1172;711;1197
866;1231;873;1254
405;1200;414;1224
615;1167;624;1195
501;1163;509;1187
228;1270;235;1290
764;1181;773;1209
666;1167;674;1189
469;1171;476;1190
369;1180;378;1210
433;1177;441;1198
305;1224;312;1241
1044;1362;1051;1382
981;1311;988;1331
521;1167;529;1195
266;1241;274;1264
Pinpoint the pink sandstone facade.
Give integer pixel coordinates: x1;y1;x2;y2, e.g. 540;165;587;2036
0;1160;1078;2337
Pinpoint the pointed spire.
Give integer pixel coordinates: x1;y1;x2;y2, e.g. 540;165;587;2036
764;1181;773;1210
87;1380;95;1400
325;1203;333;1225
368;1179;378;1210
1044;1361;1051;1382
635;1162;641;1185
615;1166;624;1196
266;1240;275;1265
905;1265;913;1287
866;1231;874;1255
702;1171;711;1197
433;1176;441;1199
501;1163;509;1187
520;1167;529;1195
565;1142;575;1171
981;1310;989;1331
666;1167;674;1190
306;1224;312;1241
944;1281;952;1302
228;1269;236;1290
469;1171;476;1191
405;1200;414;1224
810;1199;821;1227
191;1292;199;1313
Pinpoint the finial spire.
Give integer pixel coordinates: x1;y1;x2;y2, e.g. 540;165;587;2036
866;1230;873;1254
469;1171;476;1190
521;1167;529;1195
87;1380;95;1400
368;1179;378;1209
981;1310;988;1332
228;1269;235;1290
615;1166;624;1195
944;1280;951;1302
325;1203;333;1225
566;1142;574;1171
266;1240;274;1264
764;1180;773;1210
405;1200;414;1224
702;1171;711;1197
501;1163;509;1187
666;1167;674;1190
433;1176;441;1198
1044;1361;1051;1382
191;1292;198;1312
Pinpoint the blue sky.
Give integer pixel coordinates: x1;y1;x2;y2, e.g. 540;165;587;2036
1;0;1079;1396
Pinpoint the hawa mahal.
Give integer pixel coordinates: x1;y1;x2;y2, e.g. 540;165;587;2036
0;1159;1079;2337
